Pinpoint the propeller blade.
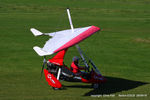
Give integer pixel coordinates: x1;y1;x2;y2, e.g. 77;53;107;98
41;56;47;78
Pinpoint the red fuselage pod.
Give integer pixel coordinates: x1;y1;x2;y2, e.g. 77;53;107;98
44;69;62;88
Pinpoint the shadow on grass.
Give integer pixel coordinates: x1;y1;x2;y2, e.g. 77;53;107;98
65;76;148;96
84;76;148;96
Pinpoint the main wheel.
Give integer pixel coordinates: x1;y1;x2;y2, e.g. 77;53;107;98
92;83;99;89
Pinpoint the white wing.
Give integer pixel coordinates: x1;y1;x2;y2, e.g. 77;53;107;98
32;26;100;56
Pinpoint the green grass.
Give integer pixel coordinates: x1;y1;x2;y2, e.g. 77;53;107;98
0;0;150;100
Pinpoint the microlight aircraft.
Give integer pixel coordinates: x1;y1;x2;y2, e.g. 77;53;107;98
31;8;106;90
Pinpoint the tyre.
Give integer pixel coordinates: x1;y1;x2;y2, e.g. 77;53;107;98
52;87;61;90
92;83;99;89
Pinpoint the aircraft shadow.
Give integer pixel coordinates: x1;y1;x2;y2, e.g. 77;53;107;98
65;76;148;96
84;76;148;96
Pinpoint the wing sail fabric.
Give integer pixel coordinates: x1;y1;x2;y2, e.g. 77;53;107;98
32;26;100;56
30;28;43;36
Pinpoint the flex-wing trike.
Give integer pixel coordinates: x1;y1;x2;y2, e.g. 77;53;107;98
31;8;106;90
44;48;106;90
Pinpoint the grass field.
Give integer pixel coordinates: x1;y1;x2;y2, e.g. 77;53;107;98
0;0;150;100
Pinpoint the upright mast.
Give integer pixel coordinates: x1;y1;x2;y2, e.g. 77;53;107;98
66;8;89;71
67;8;74;33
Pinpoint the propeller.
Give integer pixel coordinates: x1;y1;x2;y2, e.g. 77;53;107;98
41;56;47;78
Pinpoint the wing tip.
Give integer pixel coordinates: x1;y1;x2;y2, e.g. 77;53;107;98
30;28;43;36
33;46;52;56
91;25;101;31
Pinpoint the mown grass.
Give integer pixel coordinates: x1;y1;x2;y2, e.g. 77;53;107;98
0;0;150;100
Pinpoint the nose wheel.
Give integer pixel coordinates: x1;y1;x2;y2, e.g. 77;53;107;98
53;87;61;90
